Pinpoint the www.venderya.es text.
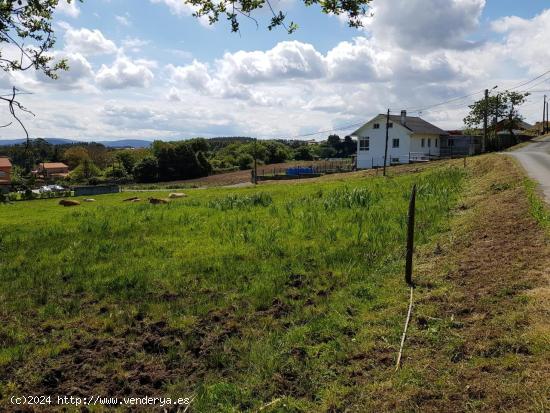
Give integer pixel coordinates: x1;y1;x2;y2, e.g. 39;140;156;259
10;395;192;407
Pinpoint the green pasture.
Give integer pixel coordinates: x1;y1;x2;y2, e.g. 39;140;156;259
0;165;465;411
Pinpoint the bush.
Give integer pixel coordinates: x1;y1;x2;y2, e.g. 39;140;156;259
294;146;314;161
237;153;254;170
133;157;158;183
104;165;129;180
70;159;101;182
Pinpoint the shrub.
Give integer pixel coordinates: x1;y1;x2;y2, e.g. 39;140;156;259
133;157;159;183
237;153;254;170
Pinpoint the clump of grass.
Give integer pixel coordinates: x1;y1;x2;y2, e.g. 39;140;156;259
524;178;550;230
207;192;273;210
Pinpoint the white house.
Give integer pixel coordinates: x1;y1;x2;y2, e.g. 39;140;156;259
352;111;449;169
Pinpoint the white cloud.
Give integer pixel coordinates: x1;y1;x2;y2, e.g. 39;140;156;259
149;0;210;26
115;15;132;26
96;55;155;89
122;37;150;52
361;0;486;50
63;26;118;56
5;2;550;141
491;9;550;74
167;60;212;91
56;0;80;18
40;52;95;89
217;41;327;84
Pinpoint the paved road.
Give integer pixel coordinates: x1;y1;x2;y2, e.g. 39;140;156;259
508;136;550;203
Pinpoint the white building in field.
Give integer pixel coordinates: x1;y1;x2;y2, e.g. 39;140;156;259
352;111;449;169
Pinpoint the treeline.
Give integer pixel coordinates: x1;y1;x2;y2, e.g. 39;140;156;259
1;135;357;185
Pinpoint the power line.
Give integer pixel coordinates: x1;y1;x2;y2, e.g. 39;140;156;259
264;68;550;141
406;89;485;114
508;69;550;91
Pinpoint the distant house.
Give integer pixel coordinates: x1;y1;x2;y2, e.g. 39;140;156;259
352;111;448;169
0;157;12;189
37;162;69;179
496;119;533;137
442;131;482;156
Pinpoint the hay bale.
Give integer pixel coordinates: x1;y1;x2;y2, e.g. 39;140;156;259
123;196;139;202
59;199;80;207
168;192;187;199
83;198;96;202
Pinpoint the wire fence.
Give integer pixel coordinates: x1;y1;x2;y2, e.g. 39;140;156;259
256;159;354;180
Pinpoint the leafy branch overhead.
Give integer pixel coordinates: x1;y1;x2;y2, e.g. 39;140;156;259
187;0;373;33
0;0;80;78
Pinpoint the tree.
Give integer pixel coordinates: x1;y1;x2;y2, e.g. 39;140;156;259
1;1;76;165
264;141;291;164
115;150;137;175
342;135;356;157
327;134;341;148
70;159;100;182
86;143;112;169
196;151;212;175
464;90;529;148
186;0;372;34
63;146;90;169
464;91;529;131
188;138;209;153
133;157;158;183
236;153;254;170
294;145;314;161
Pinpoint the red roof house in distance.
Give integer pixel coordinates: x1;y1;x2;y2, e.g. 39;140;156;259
0;157;12;188
37;162;69;179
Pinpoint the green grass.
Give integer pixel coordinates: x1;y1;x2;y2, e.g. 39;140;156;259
524;178;550;232
0;165;466;411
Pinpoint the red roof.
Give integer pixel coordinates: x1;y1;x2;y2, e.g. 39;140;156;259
41;162;68;169
0;157;12;168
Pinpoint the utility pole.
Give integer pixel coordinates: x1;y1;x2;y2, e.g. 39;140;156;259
494;93;499;149
483;89;488;152
383;109;390;177
543;95;547;135
253;138;258;184
546;100;549;134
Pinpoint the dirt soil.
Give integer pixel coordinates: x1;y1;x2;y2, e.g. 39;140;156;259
355;155;550;412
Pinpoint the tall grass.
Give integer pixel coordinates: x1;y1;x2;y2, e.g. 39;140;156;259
0;165;466;411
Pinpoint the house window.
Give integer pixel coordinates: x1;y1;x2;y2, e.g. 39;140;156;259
388;122;393;128
435;138;438;148
0;171;6;177
359;137;370;151
373;123;380;129
391;157;400;163
428;138;431;147
421;138;425;148
392;138;400;148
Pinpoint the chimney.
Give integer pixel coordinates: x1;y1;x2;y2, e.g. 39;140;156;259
400;110;407;125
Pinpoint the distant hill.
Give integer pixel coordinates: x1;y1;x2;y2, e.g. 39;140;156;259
96;139;152;148
0;138;152;148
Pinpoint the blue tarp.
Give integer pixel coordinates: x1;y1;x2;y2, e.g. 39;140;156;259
286;167;315;176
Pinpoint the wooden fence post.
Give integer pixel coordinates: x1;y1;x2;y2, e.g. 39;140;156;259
405;184;417;287
396;184;417;371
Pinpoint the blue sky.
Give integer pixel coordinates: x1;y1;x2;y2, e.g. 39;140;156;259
1;0;550;141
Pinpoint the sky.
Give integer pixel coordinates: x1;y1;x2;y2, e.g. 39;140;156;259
1;0;550;142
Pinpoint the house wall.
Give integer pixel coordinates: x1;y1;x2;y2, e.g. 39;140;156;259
355;115;412;169
0;165;11;186
410;134;441;156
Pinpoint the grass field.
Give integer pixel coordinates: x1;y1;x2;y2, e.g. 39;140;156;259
0;163;468;411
